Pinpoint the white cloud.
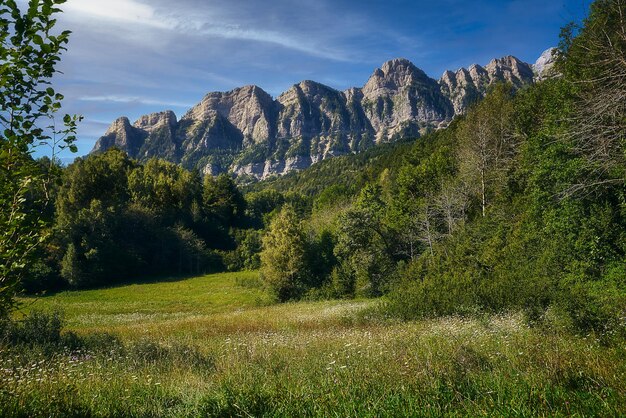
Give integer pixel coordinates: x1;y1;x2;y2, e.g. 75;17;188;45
79;95;194;109
62;0;354;62
64;0;171;29
196;25;353;62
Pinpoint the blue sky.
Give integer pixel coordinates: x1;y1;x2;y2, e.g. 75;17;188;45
38;0;589;162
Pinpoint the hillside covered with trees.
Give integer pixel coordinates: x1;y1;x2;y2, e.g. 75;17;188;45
255;0;626;339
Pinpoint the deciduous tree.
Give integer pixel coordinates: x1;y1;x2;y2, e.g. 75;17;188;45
0;0;78;315
260;205;311;301
560;0;626;195
457;84;516;217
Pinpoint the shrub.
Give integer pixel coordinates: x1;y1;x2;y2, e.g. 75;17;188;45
0;310;64;348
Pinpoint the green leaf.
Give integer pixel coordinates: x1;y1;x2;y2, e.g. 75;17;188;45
32;34;44;45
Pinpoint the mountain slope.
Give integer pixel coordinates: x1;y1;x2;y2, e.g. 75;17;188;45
92;54;540;179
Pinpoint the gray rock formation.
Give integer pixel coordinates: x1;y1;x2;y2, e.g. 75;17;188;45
533;48;559;81
92;111;178;162
439;56;534;114
92;116;144;157
93;53;545;180
362;58;453;142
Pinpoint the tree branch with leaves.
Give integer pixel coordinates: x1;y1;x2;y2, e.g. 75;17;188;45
0;0;79;317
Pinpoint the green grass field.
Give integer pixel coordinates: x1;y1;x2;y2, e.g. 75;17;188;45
2;272;625;417
17;271;274;333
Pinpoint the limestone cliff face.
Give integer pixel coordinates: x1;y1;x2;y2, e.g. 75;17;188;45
276;81;372;159
362;58;453;141
485;56;535;87
93;53;545;180
533;48;559;81
439;56;534;114
131;110;178;161
92;117;146;158
182;85;274;147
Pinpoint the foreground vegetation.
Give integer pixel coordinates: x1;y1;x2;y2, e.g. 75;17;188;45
1;1;625;415
2;272;625;417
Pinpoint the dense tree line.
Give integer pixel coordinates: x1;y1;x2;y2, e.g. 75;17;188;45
21;148;320;291
24;150;286;290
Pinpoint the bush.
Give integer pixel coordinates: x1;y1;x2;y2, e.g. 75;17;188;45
260;205;313;301
0;310;64;348
0;310;123;355
21;259;65;294
222;229;263;272
559;267;626;341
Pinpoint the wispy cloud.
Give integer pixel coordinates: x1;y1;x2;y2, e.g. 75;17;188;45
63;0;171;29
62;0;355;62
195;25;353;62
79;95;194;109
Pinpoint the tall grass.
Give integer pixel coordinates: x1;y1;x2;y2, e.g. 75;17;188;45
2;272;625;416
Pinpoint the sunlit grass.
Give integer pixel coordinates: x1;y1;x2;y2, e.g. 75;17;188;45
17;271;272;331
3;272;625;416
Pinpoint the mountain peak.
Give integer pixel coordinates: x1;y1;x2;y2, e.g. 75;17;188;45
277;80;339;104
467;63;485;72
439;55;534;114
488;55;519;65
296;79;336;92
134;110;177;131
364;57;430;95
93;53;538;180
234;84;269;96
380;57;415;72
107;116;131;133
533;47;559;81
198;84;271;103
93;116;145;157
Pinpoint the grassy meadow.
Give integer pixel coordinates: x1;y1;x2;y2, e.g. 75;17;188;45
0;271;624;417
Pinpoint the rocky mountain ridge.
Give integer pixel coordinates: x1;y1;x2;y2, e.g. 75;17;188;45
92;49;556;179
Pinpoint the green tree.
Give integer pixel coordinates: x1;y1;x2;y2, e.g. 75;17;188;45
390;133;460;261
55;149;133;226
222;228;263;271
457;84;516;217
59;199;134;287
260;205;311;301
334;185;394;297
0;0;79;315
55;150;134;287
245;189;285;225
128;158;202;225
559;0;626;195
203;174;245;225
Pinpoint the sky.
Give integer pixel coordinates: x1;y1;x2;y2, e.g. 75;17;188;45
30;0;590;162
